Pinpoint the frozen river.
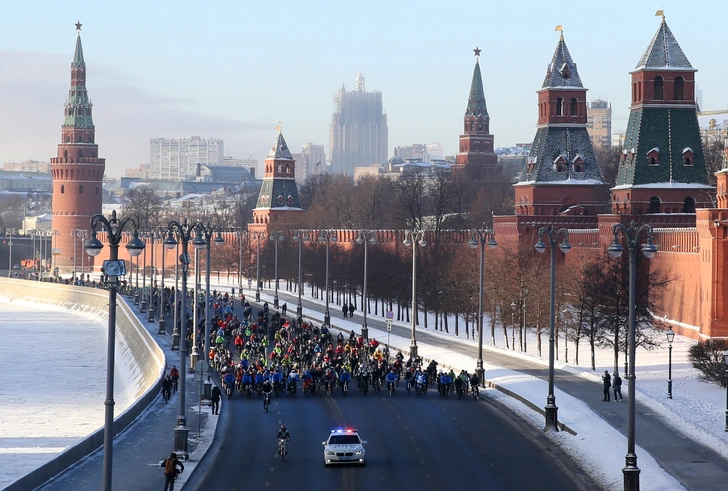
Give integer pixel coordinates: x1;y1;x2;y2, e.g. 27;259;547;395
0;297;134;490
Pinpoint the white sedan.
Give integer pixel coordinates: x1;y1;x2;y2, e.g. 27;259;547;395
322;428;367;466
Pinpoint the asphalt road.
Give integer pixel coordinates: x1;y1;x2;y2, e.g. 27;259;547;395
185;383;594;491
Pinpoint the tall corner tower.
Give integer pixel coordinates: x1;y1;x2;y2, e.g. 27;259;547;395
514;31;606;216
250;130;304;234
50;23;105;273
612;16;713;215
454;47;499;179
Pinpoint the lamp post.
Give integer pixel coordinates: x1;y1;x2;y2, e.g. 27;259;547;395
535;226;571;430
158;229;168;335
201;225;224;372
71;229;87;281
51;229;59;276
134;251;140;305
147;229;163;322
468;228;497;387
356;229;377;342
607;221;657;491
6;229;16;277
666;327;675;399
724;348;728;432
164;219;207;458
510;301;516;350
252;231;265;302
270;230;284;309
403;228;427;360
318;230;337;327
237;229;247;294
292;230;310;318
83;210;145;491
140;234;148;313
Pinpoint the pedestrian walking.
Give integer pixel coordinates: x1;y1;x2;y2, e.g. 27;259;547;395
602;370;611;401
211;384;221;415
161;452;184;491
612;372;623;402
281;303;287;317
342;304;348;318
348;302;355;316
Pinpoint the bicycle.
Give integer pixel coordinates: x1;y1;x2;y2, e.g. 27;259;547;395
388;381;396;397
278;438;288;462
263;391;272;412
162;387;171;404
341;380;348;396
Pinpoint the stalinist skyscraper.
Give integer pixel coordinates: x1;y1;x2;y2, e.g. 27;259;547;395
329;73;388;175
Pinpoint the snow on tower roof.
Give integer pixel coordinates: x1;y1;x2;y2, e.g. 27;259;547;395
267;131;293;160
542;33;584;89
634;18;694;71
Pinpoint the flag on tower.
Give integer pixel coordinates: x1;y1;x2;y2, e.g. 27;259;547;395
554;25;563;32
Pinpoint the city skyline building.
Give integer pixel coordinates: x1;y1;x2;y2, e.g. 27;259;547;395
586;99;613;150
149;136;224;180
329;73;388;176
293;142;326;184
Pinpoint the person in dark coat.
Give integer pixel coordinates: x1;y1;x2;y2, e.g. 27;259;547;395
211;385;221;415
602;370;612;401
612;372;623;402
348;302;355;316
342;303;348;318
161;452;184;491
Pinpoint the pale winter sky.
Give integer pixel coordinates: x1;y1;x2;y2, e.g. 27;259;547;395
0;1;726;178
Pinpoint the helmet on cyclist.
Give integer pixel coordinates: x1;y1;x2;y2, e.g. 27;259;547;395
281;424;286;430
390;368;396;372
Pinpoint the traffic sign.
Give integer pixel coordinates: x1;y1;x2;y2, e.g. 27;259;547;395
386;320;392;332
386;310;394;320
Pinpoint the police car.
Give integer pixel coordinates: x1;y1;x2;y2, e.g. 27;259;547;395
322;428;367;466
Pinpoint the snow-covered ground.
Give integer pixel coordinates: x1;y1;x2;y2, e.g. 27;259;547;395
0;297;136;490
232;277;725;491
2;275;726;491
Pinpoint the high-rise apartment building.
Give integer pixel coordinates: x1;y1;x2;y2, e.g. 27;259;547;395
150;136;224;180
330;73;388;175
295;143;326;183
586;100;612;150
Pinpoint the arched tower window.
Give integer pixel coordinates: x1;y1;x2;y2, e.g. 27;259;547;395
570;98;578;116
79;185;84;194
556;98;564;116
682;197;696;213
78;149;83;159
647;148;660;166
60;185;65;194
683;147;694;166
674;77;684;100
648;196;661;214
64;150;68;160
654;76;664;100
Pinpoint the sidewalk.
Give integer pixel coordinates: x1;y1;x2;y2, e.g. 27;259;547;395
39;292;219;491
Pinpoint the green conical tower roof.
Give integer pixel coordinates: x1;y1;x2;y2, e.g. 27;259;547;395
465;60;488;119
72;32;85;67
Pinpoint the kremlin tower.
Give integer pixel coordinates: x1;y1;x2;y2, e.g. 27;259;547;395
513;30;606;216
50;23;105;274
453;48;500;179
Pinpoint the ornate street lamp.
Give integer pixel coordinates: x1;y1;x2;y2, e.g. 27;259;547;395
403;228;427;360
724;348;728;432
292;230;310;318
71;228;88;281
83;210;145;491
164;219;207;458
237;229;248;293
468;227;497;386
5;229;16;277
202;225;224;371
318;230;338;327
535;226;571;430
666;327;675;399
607;221;657;491
270;230;285;308
356;229;377;342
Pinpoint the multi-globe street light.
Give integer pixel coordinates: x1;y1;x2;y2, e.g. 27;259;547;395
164;219;207;458
318;230;338;327
158;228;168;335
724;348;728;432
356;229;377;342
468;227;497;387
666;327;675;399
201;225;224;372
403;228;427;360
270;230;284;309
147;228;165;323
535;226;571;430
606;221;657;491
83;210;145;491
236;229;248;294
71;228;88;281
292;230;310;318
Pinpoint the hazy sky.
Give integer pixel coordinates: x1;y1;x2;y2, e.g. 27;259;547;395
1;1;726;179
